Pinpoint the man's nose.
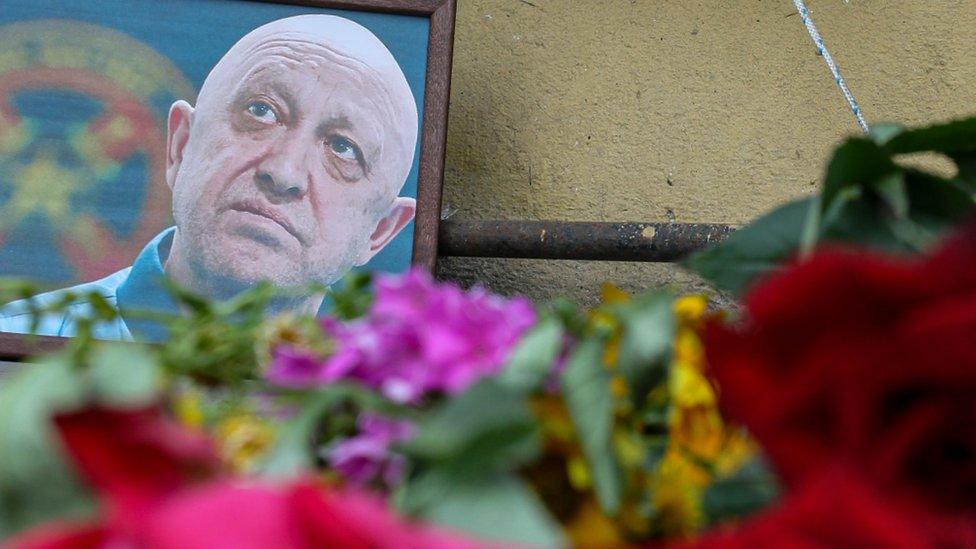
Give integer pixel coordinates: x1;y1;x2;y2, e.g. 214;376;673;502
254;141;310;200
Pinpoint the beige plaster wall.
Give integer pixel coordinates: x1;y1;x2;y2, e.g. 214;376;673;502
435;0;976;304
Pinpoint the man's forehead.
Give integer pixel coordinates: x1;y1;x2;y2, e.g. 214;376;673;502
221;16;400;82
201;16;415;126
233;41;375;89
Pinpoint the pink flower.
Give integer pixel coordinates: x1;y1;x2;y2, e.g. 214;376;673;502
327;414;416;489
267;269;538;402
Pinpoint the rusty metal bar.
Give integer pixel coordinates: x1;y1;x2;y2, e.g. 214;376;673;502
437;220;734;262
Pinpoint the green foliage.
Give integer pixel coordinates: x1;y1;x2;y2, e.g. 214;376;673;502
614;292;674;407
258;383;414;478
405;380;540;470
156;280;275;384
560;336;623;515
687;116;976;295
685;198;814;296
397;380;552;542
0;344;161;537
415;474;565;547
329;271;375;320
0;358;92;538
499;315;565;392
703;458;780;525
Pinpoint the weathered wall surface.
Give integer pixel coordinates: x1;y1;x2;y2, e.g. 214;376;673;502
436;0;976;303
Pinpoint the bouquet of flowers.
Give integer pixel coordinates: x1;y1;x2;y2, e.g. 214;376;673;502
1;117;974;548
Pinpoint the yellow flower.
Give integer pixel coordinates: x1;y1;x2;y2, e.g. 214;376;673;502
670;359;716;409
567;455;592;491
255;313;332;367
610;375;630;398
640;293;758;537
671;405;725;463
564;497;627;548
674;329;705;367
674;295;708;326
714;429;758;477
173;388;205;429
601;283;631;305
214;413;275;473
531;395;576;444
650;450;706;537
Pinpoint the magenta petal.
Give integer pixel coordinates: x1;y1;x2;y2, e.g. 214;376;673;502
326;415;416;489
266;347;327;388
294;268;538;401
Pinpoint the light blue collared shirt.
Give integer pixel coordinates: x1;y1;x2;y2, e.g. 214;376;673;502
0;228;179;342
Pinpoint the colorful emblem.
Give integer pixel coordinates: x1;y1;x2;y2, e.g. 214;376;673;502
0;20;195;283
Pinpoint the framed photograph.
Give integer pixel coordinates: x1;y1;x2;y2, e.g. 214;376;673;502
0;0;456;353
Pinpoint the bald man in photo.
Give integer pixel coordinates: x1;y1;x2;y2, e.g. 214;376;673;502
0;15;420;341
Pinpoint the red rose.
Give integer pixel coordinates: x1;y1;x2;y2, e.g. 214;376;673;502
8;406;478;549
703;222;976;536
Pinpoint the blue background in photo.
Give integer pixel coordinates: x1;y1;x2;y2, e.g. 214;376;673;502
0;0;428;284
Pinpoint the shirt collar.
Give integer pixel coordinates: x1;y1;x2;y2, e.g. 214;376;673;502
116;227;179;342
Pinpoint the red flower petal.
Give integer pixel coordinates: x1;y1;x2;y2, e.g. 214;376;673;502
53;405;220;524
5;522;109;549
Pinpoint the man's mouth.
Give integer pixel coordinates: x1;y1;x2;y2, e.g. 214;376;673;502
226;200;303;244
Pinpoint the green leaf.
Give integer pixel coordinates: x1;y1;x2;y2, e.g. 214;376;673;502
258;384;415;478
868;123;905;147
684;198;812;296
258;394;335;478
703;458;780;525
883;116;976;155
405;380;539;470
499;316;564;392
328;271;374;320
883;116;976;191
161;278;212;315
0;360;95;538
873;171;909;218
398;381;541;522
213;281;276;316
904;169;975;222
415;473;564;547
821;137;897;215
561;336;622;514
614;293;674;405
820;197;909;252
86;293;118;322
86;343;162;407
797;193;823;258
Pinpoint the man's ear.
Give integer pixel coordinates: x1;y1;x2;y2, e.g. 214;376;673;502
165;100;194;190
356;197;416;265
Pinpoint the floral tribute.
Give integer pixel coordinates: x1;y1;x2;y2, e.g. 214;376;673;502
267;269;538;403
1;116;974;548
6;406;474;549
693;222;976;548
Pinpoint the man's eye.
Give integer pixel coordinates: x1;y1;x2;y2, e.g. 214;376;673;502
328;136;361;163
246;101;277;124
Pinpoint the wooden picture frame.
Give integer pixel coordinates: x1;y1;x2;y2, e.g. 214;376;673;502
0;0;457;357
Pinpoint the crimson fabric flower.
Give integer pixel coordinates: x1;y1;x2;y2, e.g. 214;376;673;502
701;222;976;543
7;406;479;549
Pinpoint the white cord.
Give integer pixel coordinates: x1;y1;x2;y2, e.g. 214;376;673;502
792;0;870;134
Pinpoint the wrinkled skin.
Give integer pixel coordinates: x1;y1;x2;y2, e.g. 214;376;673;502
164;15;418;312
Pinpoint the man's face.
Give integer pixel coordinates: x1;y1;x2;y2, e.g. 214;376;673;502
167;26;417;288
